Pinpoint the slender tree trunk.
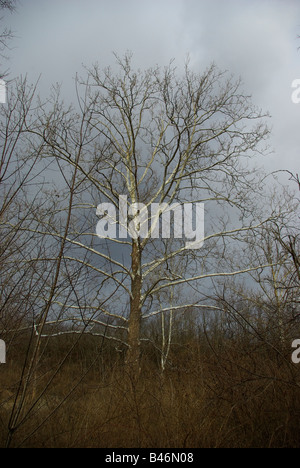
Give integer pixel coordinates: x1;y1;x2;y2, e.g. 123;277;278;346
126;239;142;379
288;237;300;283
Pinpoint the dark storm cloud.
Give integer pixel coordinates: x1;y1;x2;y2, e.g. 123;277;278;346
4;0;300;173
180;0;300;172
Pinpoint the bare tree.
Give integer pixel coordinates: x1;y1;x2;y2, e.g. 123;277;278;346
3;54;297;446
212;176;300;353
0;77;42;335
21;53;277;380
0;0;16;78
0;78;126;447
272;171;300;284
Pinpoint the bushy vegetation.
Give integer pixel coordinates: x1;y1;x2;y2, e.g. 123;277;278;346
1;310;299;448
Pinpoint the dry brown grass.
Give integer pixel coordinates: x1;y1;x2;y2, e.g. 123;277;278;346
0;334;299;448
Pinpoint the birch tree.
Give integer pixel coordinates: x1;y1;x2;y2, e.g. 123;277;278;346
26;54;275;378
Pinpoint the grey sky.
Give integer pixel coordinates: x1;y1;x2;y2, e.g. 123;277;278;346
4;0;300;174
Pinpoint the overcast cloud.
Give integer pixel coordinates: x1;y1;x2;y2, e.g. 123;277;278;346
4;0;300;174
